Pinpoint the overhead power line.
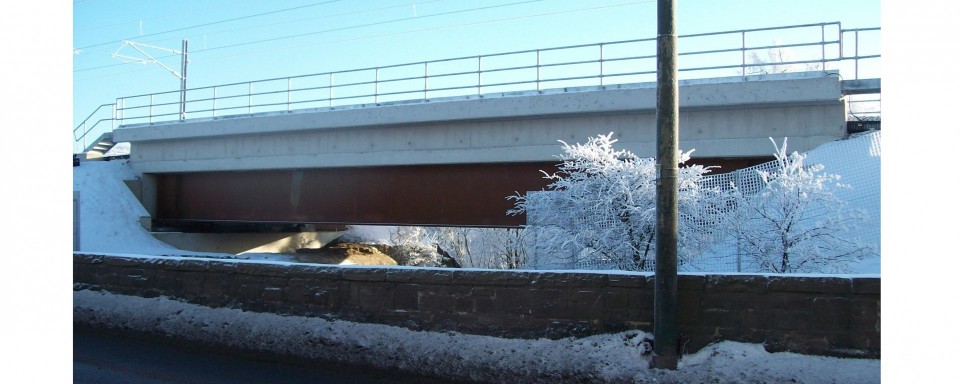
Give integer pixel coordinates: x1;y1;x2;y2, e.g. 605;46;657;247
191;0;544;54
75;0;246;33
199;1;653;62
75;0;543;73
75;0;343;51
143;0;446;48
74;0;650;80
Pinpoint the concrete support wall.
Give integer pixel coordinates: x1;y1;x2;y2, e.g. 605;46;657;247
73;253;880;359
114;72;846;174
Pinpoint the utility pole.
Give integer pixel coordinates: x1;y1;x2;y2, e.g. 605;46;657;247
113;39;189;120
651;0;679;371
180;40;188;120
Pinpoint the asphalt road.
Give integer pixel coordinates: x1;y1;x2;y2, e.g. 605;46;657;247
73;327;454;384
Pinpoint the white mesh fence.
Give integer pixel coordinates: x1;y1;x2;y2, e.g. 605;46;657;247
524;131;881;273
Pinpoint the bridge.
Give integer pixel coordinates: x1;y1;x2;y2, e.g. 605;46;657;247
73;22;880;229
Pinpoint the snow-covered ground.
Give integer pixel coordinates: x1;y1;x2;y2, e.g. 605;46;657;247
75;289;880;384
71;153;882;382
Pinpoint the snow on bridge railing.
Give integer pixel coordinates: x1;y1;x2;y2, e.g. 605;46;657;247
75;22;880;145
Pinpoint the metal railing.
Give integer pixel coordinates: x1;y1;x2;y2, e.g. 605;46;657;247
74;22;880;147
73;103;116;152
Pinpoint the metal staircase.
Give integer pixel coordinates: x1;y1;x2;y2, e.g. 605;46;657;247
83;132;117;159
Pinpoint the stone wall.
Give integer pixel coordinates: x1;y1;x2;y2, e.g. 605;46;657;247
73;253;880;358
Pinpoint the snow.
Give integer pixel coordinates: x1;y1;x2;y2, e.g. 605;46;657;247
74;289;880;384
72;155;882;382
73;160;231;258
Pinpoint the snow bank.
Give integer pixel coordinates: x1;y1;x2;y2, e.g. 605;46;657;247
73;160;235;258
74;289;880;384
73;160;177;254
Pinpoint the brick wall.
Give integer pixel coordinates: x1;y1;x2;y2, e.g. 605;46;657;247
73;253;879;358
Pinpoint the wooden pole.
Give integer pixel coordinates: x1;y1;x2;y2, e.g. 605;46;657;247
651;0;679;371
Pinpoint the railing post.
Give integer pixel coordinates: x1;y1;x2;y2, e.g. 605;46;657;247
599;43;605;86
423;62;428;100
839;28;844;63
477;56;482;95
741;31;746;76
287;78;292;112
149;94;153;123
81;121;87;149
854;30;860;79
821;24;826;71
329;73;334;107
248;82;252;114
536;49;541;91
375;67;380;104
213;87;217;117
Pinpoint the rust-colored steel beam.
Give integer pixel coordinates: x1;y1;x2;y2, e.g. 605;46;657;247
156;162;558;228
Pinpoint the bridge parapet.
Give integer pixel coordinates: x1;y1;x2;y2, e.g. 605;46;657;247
115;71;848;174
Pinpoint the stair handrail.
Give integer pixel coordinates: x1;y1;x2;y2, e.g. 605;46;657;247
74;103;116;143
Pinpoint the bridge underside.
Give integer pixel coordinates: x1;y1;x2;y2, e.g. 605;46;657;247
155;162;553;228
152;157;770;229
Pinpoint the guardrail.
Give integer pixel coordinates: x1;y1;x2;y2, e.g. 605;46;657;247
74;22;880;148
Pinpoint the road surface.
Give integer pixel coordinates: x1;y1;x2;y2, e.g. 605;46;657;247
74;327;452;384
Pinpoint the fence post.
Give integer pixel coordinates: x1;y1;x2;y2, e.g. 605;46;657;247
287;78;292;112
213;87;217;117
248;83;252;114
375;67;380;104
329;73;334;107
736;235;743;272
423;62;428;100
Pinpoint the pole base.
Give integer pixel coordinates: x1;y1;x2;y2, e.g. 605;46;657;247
650;354;679;370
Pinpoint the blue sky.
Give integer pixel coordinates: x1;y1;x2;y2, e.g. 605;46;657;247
72;0;880;141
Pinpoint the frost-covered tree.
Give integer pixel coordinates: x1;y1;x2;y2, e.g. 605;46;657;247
387;226;443;267
741;42;824;76
508;133;728;271
465;227;527;269
724;138;871;273
388;226;527;269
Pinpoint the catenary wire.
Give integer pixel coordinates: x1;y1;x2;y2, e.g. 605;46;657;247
75;0;343;51
74;1;650;81
74;0;545;73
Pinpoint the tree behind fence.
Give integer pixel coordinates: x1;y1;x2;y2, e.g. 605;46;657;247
524;131;880;273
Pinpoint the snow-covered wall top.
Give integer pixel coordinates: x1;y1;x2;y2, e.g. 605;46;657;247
74;253;880;359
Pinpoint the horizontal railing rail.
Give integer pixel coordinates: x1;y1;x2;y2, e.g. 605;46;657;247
74;22;880;147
